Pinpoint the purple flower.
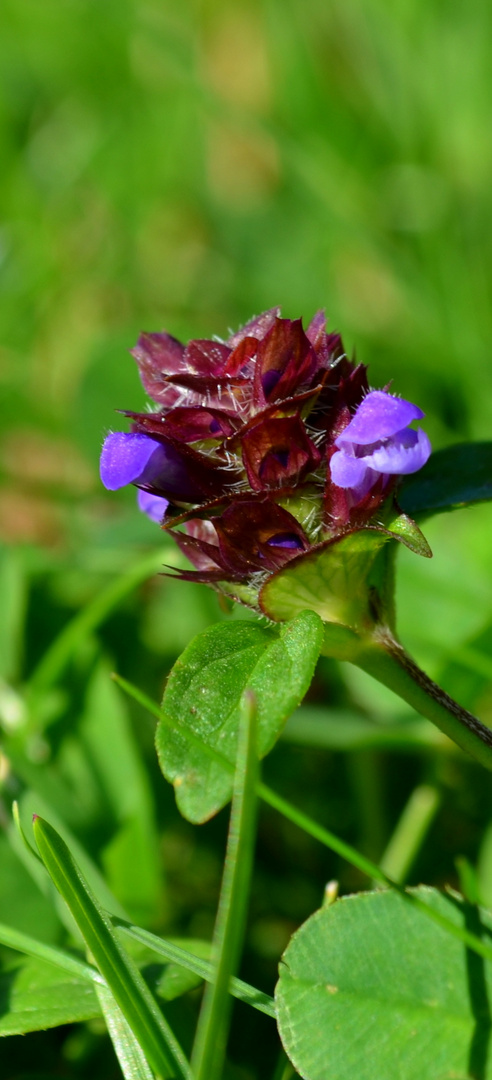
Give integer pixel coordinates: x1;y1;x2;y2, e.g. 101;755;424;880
330;391;431;500
100;431;206;504
100;311;431;607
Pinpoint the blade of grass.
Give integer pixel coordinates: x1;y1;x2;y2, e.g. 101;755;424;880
191;692;259;1080
455;856;482;905
95;981;155;1080
0;921;105;986
27;549;169;696
378;783;441;884
271;1049;296;1080
33;815;192;1080
0;916;275;1022
112;919;275;1019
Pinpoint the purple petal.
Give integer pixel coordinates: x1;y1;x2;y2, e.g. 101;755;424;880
100;431;205;502
330;450;370;489
100;432;160;490
335;391;425;446
137;489;169;523
365;428;432;475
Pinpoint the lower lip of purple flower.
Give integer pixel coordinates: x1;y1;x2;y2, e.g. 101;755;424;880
137;489;169;523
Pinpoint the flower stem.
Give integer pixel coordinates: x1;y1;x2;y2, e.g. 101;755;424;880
321;623;492;772
191;692;259;1080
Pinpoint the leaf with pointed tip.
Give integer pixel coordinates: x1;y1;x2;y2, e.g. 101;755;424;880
399;441;492;518
156;610;323;823
382;509;432;557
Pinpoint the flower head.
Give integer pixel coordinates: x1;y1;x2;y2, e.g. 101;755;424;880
100;310;431;615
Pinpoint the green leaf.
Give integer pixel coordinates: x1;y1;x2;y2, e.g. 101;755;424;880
14;790;128;926
399;442;492;518
276;886;492;1080
381;508;432;557
156;610;323;823
260;529;390;628
33;815;192;1080
0;954;100;1035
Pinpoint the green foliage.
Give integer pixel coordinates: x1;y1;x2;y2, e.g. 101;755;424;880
33;815;192;1080
3;0;492;1076
0;955;100;1036
276;887;492;1080
400;443;492;519
156;611;323;822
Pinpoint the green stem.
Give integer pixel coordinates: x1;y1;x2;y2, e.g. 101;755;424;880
191;693;259;1080
258;783;492;966
378;783;441;884
321;623;492;772
271;1049;295;1080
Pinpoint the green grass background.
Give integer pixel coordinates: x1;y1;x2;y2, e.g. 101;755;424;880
2;1;492;1077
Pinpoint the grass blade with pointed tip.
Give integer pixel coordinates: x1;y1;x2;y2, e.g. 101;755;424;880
32;814;192;1080
191;692;259;1080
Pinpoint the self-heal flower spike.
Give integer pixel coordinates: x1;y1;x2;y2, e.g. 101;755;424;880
100;309;432;622
100;310;492;776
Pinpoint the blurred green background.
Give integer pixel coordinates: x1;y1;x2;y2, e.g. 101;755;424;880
2;1;492;1077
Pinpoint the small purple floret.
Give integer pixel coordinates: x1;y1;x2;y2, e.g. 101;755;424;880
330;390;431;500
137;489;169;523
100;430;203;502
100;432;161;490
